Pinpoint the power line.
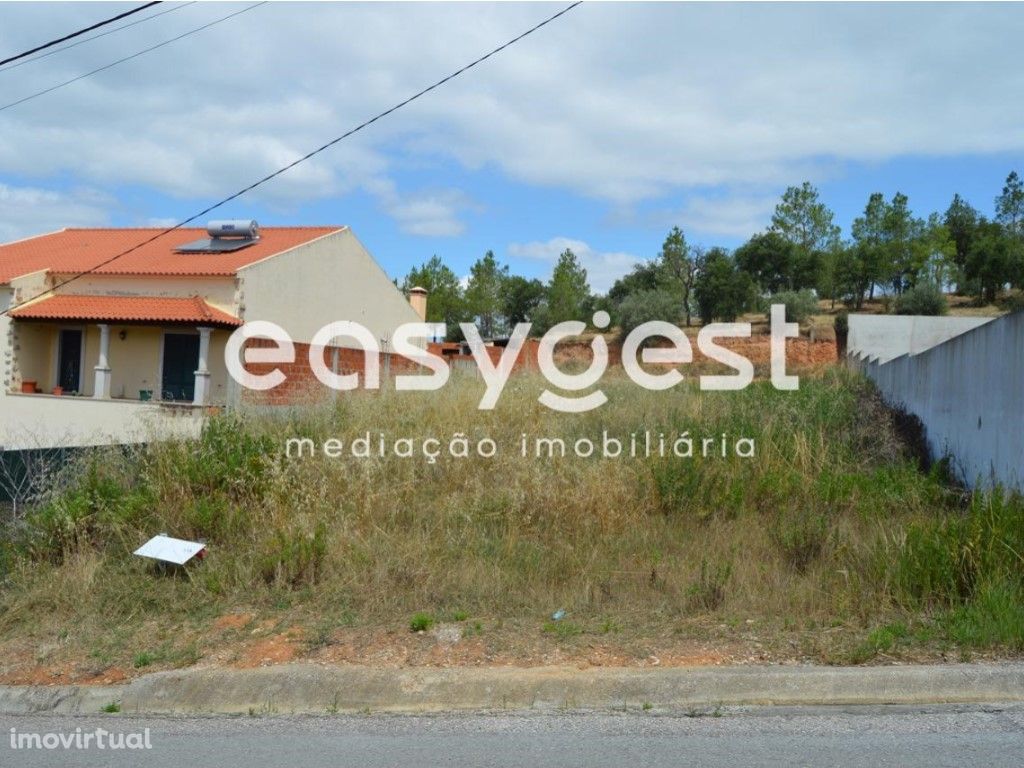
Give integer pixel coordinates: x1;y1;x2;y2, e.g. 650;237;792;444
0;1;584;317
0;2;162;68
0;2;266;113
0;2;198;75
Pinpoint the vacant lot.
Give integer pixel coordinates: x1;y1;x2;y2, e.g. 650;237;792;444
0;367;1021;682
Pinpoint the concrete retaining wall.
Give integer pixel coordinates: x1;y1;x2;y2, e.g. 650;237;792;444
850;311;1023;491
847;314;994;364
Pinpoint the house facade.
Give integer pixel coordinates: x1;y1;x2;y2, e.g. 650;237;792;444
0;222;421;449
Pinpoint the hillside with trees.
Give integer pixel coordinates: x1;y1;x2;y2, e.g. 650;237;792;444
403;172;1024;337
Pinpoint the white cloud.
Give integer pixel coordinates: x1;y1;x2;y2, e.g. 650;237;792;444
668;194;779;239
0;182;111;242
0;2;1021;224
508;237;642;293
368;180;474;237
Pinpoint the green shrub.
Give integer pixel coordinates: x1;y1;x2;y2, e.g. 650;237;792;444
770;509;829;573
769;290;818;325
617;289;685;340
894;283;948;316
132;651;155;668
834;310;849;337
997;291;1024;313
542;620;582;639
168;415;275;498
942;583;1024;651
21;454;151;562
892;491;1024;607
686;558;731;611
258;520;328;587
409;612;435;632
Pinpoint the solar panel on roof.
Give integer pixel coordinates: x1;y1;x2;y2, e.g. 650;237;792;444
174;237;257;253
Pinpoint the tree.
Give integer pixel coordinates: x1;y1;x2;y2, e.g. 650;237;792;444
943;194;979;290
771;182;841;254
816;239;851;308
967;220;1018;303
608;260;660;305
882;192;925;293
850;192;891;304
503;275;545;326
996;174;1024;290
401;255;468;341
655;226;698;326
913;214;957;289
693;248;755;322
995;171;1024;238
770;181;840;291
534;248;590;332
464;250;509;338
617;289;685;341
734;231;799;293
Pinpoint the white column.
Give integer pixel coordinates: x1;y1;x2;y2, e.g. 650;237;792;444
193;326;213;406
93;323;112;399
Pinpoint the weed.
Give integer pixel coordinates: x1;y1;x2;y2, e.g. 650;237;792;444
600;619;622;635
542;621;583;640
409;612;435;633
770;509;828;573
3;371;1022;663
101;701;121;714
687;559;731;611
132;651;154;669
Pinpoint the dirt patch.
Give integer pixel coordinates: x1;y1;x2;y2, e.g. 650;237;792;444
214;613;254;632
233;628;302;669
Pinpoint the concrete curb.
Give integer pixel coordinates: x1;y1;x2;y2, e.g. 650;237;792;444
2;663;1023;716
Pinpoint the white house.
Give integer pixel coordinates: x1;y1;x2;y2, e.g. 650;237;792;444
0;221;421;449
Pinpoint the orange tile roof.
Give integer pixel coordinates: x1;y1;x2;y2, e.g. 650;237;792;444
0;226;343;284
9;294;243;327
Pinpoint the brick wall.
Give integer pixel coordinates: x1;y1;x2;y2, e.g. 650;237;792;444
240;334;836;405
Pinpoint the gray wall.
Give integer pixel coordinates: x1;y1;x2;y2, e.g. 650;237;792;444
847;314;994;363
850;312;1023;491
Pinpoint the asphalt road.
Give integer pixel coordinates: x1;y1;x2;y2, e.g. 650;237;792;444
3;705;1024;767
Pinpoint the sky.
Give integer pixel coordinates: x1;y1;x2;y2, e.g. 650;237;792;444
0;1;1022;292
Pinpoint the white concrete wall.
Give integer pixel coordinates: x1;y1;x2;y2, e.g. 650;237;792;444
0;393;205;451
852;311;1024;491
53;274;238;314
848;314;994;364
238;229;420;344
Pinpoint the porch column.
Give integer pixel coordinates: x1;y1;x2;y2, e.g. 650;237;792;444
193;326;213;406
93;323;112;399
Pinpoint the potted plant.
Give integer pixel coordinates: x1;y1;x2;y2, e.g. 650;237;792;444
20;379;37;394
52;385;64;396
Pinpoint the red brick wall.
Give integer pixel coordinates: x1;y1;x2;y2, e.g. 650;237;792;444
240;335;836;405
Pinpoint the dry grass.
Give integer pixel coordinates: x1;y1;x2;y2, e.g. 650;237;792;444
0;366;1020;676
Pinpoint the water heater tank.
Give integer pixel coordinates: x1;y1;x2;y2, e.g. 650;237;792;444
207;219;259;239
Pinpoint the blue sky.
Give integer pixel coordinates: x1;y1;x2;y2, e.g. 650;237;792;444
1;2;1022;291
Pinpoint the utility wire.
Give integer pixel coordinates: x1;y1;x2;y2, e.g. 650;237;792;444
0;2;162;68
0;1;584;317
0;2;197;75
0;2;266;113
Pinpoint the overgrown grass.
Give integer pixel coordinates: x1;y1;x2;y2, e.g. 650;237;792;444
0;366;1021;668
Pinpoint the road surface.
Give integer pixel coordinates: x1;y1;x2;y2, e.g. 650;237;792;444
3;705;1024;767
